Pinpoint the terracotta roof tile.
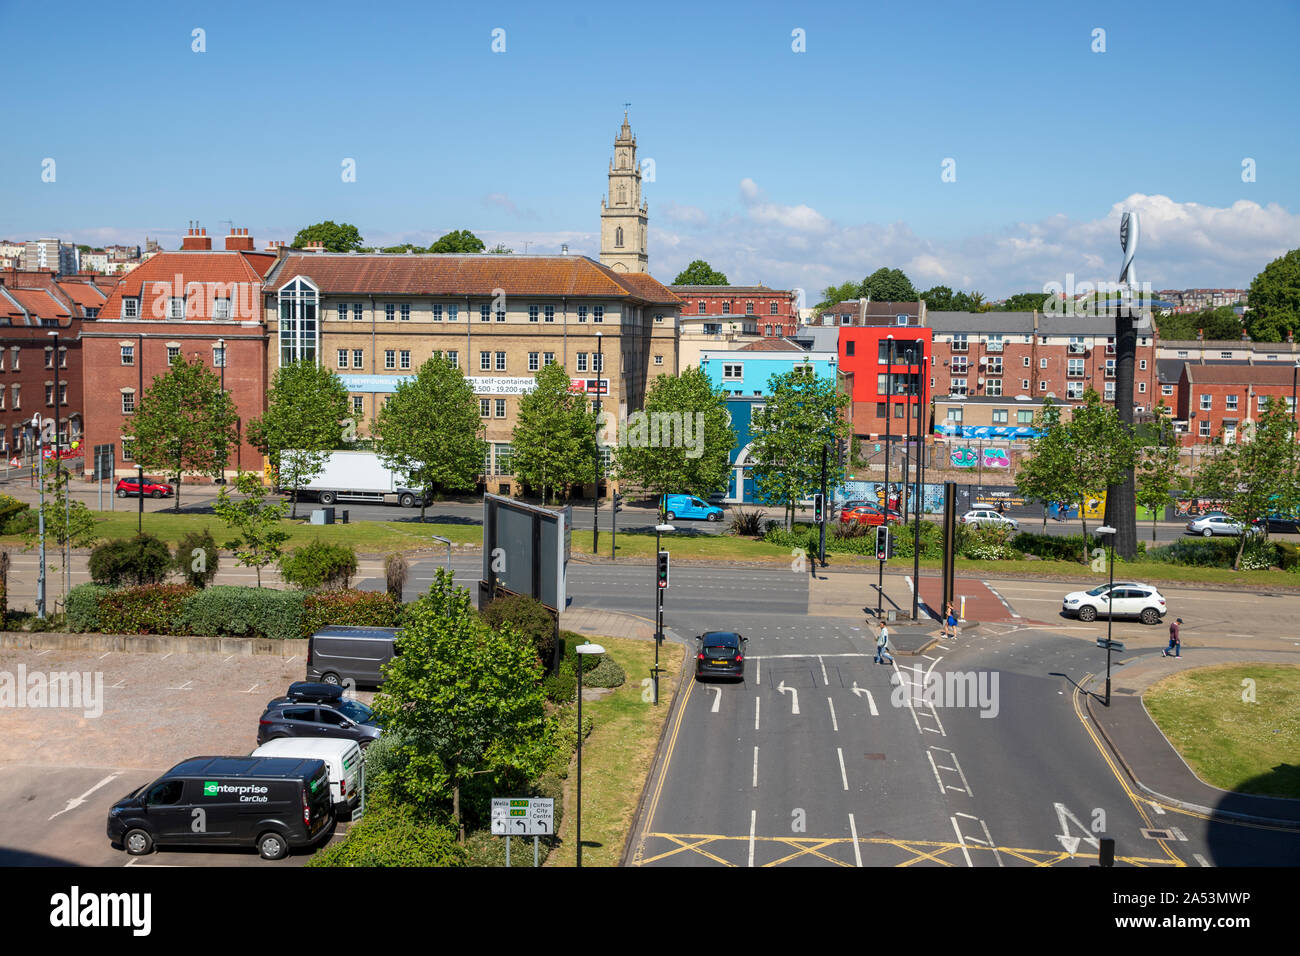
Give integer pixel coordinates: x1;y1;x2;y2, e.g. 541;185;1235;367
98;250;277;320
5;288;70;320
1184;364;1300;386
738;337;806;351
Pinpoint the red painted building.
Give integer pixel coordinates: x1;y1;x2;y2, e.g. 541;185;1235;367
1177;363;1300;446
838;325;934;439
81;226;277;482
669;285;798;337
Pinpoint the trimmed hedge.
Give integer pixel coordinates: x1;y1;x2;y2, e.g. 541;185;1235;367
299;588;400;638
180;585;305;641
97;584;196;634
1146;538;1244;568
89;534;173;587
67;582;111;632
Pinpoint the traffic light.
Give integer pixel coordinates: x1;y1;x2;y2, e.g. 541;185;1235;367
613;492;624;514
875;526;890;561
813;493;824;524
657;550;670;589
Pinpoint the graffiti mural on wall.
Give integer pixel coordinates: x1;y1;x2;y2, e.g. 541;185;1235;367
950;447;977;469
837;481;946;515
1173;497;1230;517
981;448;1010;468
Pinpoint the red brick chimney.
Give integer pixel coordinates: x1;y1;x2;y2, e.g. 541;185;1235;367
181;223;212;251
224;226;255;252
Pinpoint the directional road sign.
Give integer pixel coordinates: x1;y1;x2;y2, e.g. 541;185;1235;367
491;797;554;836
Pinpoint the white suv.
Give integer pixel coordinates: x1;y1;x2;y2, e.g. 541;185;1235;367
960;509;1019;530
1062;582;1167;625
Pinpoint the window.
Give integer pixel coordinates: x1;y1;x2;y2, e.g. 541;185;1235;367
992;409;1008;424
495;351;506;371
1138;382;1146;393
212;346;224;369
987;357;1003;374
45;385;54;406
1199;420;1211;437
353;303;363;321
543;352;555;366
385;304;396;321
278;277;319;365
1018;410;1034;424
480;398;490;417
1225;394;1238;411
121;345;134;366
1105;336;1116;354
447;304;458;322
1176;350;1188;358
1022;356;1030;366
529;306;539;323
577;353;588;372
9;347;17;370
446;350;458;368
655;313;664;323
168;297;185;320
44;348;54;369
352;396;364;416
986;335;1004;352
123;297;139;318
1200;394;1212;411
59;383;67;405
528;352;539;371
353;349;364;369
846;341;855;357
1068;336;1085;354
480;304;491;323
1105;359;1115;378
1219;352;1233;360
723;364;743;380
383;350;395;370
895;404;905;419
592;352;604;372
121;390;135;414
1021;379;1029;390
396;303;408;321
480;351;492;371
951;356;968;373
745;302;754;315
121;438;134;461
544;306;555;323
335;303;347;322
1139;359;1147;370
399;350;411;370
951;334;968;352
495;399;506;418
1039;357;1047;369
1104;382;1115;401
337;349;348;368
654;354;663;366
1039;381;1047;391
876;402;887;418
432;304;443;322
947;407;963;423
212;297;231;320
765;325;772;336
1067;358;1084;377
1161;384;1174;396
167;346;180;364
496;306;505;322
950;378;967;396
703;322;722;335
697;301;706;315
1066;382;1084;399
986;379;1003;397
593;306;604;323
577;306;588;323
495;443;514;475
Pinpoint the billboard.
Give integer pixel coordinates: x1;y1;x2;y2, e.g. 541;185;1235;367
480;494;569;613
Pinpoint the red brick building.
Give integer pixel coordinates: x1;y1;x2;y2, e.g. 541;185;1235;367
1177;363;1300;446
669;285;798;337
81;226;277;481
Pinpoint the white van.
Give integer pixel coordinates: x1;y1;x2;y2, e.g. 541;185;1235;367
252;738;362;814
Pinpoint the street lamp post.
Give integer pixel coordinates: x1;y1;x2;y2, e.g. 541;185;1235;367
33;414;45;619
217;338;226;483
574;641;605;867
49;330;70;603
1098;525;1117;706
593;332;602;554
879;335;894;618
912;341;927;620
652;520;674;704
136;332;144;533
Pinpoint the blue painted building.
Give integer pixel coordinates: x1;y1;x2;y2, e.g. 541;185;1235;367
697;346;840;504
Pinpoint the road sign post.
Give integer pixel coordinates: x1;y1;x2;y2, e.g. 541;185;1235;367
491;797;554;867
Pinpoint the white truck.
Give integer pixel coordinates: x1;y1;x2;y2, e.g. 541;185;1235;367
295;450;427;508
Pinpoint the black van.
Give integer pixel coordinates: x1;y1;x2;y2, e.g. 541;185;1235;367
107;755;334;860
306;625;401;687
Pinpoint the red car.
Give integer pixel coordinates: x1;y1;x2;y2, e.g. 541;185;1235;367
115;477;173;499
840;504;903;527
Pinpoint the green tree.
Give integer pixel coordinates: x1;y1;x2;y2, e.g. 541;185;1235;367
291;221;364;252
247;360;350;518
998;292;1051;312
1195;399;1299;569
1134;410;1183;542
672;259;729;285
920;285;956;311
1245;249;1300;343
509;362;599;504
26;465;98;604
487;243;513;254
861;267;917;302
1156;305;1242;342
379;243;424;254
213;472;290;587
427;229;485;254
952;290;987;311
815;281;861;311
121;355;238;512
370;569;551;841
1015;400;1072;531
372;355;486;521
750;369;850;529
613;366;734;505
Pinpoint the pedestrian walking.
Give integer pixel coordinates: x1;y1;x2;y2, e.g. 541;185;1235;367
945;602;958;640
875;621;894;665
1162;618;1182;658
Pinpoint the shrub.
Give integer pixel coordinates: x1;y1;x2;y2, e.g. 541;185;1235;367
384;552;408;602
463;827;555;867
584;654;626;688
958;524;1021;561
279;540;358;590
1277;541;1300;573
299;588;401;638
1012;532;1097;563
1145;538;1241;568
306;804;465;867
1238;537;1280;571
763;523;820;555
1;508;37;535
66;582;111;632
542;659;577;703
481;593;558;665
0;494;29;533
179;585;305;641
174;529;219;588
89;534;173;587
728;508;764;537
97;584;196;635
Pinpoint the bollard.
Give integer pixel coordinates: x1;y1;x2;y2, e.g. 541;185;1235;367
960;595;966;621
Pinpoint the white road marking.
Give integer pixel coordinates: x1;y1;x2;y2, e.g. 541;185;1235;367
169;680;193;691
284;655;298;664
851;683;878;715
223;655;235;663
754;696;760;731
837;747;849;791
926;750;947;795
1150;801;1165;815
950;816;974;868
160;652;172;661
36;649;51;657
707;685;722;713
777;681;800;715
748;810;757;868
752;747;759;788
827;697;838;732
49;772;121;820
1193;853;1211;867
755;659;761;686
848;813;862;867
983;583;1021;618
818;655;829;686
97;652;111;661
1170;827;1188;842
752;653;872;660
245;684;259;694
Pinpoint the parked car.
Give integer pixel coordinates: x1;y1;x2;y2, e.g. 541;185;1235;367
257;683;383;749
840;505;902;527
695;631;746;681
1185;514;1256;537
107;755;333;860
114;476;173;498
1062;582;1167;624
960;509;1019;531
252;737;363;817
1253;513;1300;535
306;626;401;688
661;493;724;522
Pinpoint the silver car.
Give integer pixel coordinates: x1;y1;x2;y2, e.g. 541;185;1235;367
1184;514;1253;537
960;509;1018;530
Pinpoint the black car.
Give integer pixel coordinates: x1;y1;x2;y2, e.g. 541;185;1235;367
695;631;747;681
257;684;383;748
1254;513;1300;534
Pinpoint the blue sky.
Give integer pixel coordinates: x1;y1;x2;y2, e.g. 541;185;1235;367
2;0;1297;297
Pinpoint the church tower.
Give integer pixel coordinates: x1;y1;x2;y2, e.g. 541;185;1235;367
599;112;649;273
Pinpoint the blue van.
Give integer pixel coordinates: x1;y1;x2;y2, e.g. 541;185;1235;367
661;494;724;522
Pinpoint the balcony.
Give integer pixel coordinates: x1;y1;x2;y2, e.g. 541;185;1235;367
1067;343;1086;354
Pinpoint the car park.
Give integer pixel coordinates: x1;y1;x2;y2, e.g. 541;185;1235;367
1062;582;1168;624
106;755;334;860
114;476;173;498
1185;514;1254;537
695;631;746;681
306;625;401;688
252;737;363;816
960;509;1019;530
257;683;383;748
661;493;724;522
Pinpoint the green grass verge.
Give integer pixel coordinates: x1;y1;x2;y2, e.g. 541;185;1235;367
1143;663;1300;799
548;635;684;867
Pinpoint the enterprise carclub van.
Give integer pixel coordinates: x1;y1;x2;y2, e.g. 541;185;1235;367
252;738;363;815
306;625;401;687
107;755;334;860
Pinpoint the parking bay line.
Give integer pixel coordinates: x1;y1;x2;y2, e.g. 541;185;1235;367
49;772;121;821
837;747;849;791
